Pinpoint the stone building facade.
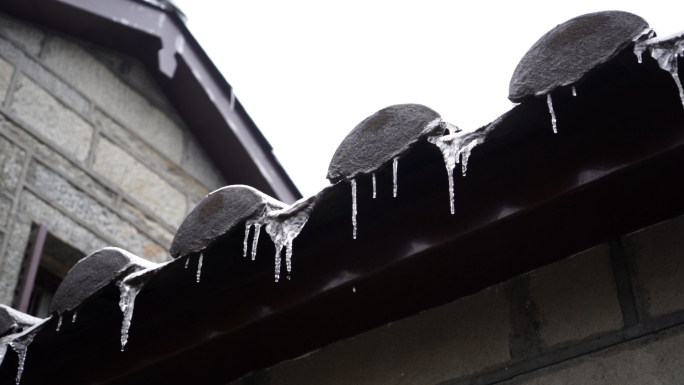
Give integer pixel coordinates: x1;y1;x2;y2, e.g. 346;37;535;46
0;11;226;308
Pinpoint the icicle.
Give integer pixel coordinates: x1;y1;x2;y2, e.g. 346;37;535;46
119;283;140;351
184;258;189;269
243;222;252;257
429;126;489;214
196;253;203;283
633;28;656;64
264;186;330;282
251;223;261;260
572;86;577;97
56;315;62;331
351;179;357;239
274;244;282;282
393;157;399;197
0;344;6;368
352;286;356;293
72;311;77;323
119;262;169;351
9;333;34;385
372;173;377;199
634;31;684;109
546;94;557;134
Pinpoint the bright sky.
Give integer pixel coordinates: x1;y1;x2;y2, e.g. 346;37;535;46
172;1;684;197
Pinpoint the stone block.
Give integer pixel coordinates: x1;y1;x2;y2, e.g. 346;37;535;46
0;134;26;194
0;116;116;206
93;138;186;228
628;214;684;319
20;191;107;257
0;193;11;227
182;133;226;190
0;35;88;116
0;12;45;56
120;201;174;249
11;75;92;162
42;37;185;163
95;109;209;200
0;56;12;103
0;218;30;305
27;162;168;262
265;285;510;385
501;325;684;385
529;244;623;348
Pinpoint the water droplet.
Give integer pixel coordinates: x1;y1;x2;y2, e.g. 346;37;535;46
572;86;577;97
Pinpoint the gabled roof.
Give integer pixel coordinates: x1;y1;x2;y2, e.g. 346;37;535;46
0;0;301;203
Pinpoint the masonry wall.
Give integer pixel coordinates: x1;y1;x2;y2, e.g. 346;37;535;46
0;12;226;304
230;213;684;385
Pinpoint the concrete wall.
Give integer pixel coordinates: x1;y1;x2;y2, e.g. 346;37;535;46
230;213;684;385
0;12;226;304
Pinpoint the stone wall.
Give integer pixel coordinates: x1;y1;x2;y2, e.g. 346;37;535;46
230;213;684;385
0;12;226;305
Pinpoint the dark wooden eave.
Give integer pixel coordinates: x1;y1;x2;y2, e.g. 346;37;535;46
1;44;684;384
0;0;301;203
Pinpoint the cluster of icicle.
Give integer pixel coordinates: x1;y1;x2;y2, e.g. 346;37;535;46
348;119;466;239
242;187;329;282
634;29;684;109
0;321;47;385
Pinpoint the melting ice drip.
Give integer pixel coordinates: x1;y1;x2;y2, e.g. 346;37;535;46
572;86;577;97
393;157;399;197
372;173;377;199
634;30;684;109
184;258;189;269
56;315;62;331
428;126;488;214
547;94;558;134
72;311;78;323
243;187;329;282
0;321;46;385
119;261;169;351
351;179;357;239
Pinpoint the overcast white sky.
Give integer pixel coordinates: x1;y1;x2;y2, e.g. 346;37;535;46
172;1;684;197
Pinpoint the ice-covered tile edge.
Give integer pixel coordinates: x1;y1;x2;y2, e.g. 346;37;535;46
50;247;158;316
0;317;50;385
634;29;684;109
328;117;451;183
0;306;42;336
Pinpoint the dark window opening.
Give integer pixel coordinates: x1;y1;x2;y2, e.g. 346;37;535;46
13;224;85;318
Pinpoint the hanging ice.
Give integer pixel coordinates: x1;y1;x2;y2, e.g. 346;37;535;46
264;186;330;282
56;315;62;331
119;261;170;351
196;253;203;283
428;125;490;214
184;258;189;269
547;94;557;133
72;311;77;323
633;28;656;64
0;320;47;385
393;157;399;197
250;223;261;260
572;86;577;97
634;30;684;109
372;173;376;199
351;179;358;239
